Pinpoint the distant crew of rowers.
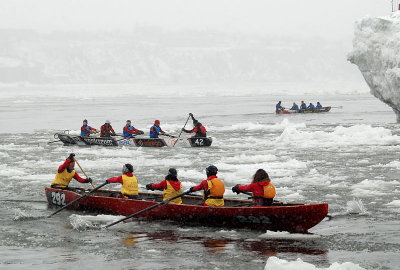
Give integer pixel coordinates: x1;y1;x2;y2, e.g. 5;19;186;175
80;113;206;138
52;154;276;207
276;101;323;113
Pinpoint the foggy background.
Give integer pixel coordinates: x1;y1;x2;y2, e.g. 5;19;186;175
0;0;391;94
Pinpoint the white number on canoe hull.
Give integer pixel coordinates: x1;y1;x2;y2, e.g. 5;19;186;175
194;139;204;146
51;191;66;206
235;215;272;225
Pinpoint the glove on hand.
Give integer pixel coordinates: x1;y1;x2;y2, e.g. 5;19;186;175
232;184;241;194
85;178;93;183
189;113;193;117
146;184;154;190
68;153;75;160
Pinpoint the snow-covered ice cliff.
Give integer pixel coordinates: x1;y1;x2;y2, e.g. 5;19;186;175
349;12;400;122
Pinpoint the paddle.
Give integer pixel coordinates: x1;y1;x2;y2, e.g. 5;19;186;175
331;106;343;109
104;190;192;228
173;114;191;147
73;158;95;189
47;182;108;218
234;190;280;204
162;133;176;138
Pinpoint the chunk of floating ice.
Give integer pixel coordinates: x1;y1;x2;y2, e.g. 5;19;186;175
259;230;320;240
69;214;125;230
13;209;45;221
264;256;366;270
385;200;400;207
345;199;369;215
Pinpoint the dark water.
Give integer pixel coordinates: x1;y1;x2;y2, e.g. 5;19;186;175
0;93;399;269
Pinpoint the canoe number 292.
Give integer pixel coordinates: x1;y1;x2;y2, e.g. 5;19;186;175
235;215;272;225
51;191;66;206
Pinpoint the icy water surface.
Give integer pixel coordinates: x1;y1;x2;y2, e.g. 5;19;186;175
0;92;399;269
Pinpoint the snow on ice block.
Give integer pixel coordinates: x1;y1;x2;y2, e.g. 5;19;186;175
348;12;400;122
264;257;366;270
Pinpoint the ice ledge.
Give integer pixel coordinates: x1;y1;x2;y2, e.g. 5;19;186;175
348;12;400;122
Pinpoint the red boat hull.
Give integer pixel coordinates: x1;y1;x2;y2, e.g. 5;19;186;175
45;187;328;233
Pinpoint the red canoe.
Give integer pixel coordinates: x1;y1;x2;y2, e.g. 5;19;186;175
45;187;328;233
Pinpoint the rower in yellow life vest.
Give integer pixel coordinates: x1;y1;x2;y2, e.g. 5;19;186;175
146;168;182;204
106;163;139;199
231;169;276;206
190;165;225;207
51;153;93;189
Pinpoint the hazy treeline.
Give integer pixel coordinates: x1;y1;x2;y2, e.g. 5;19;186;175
0;27;358;84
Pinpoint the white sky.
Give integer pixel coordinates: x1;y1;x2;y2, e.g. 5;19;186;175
0;0;390;38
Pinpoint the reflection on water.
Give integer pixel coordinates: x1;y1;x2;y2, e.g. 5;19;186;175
119;229;328;259
123;233;139;247
203;239;229;253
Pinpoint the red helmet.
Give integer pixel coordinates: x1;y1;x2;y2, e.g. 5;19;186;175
154;120;160;125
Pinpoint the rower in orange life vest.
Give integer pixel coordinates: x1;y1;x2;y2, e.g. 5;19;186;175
81;119;98;136
182;113;207;137
123;120;143;138
231;169;276;206
146;168;182;204
189;165;225;206
105;164;139;199
100;120;116;137
51;153;93;189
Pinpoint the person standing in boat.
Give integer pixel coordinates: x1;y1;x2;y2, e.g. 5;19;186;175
189;165;225;207
100;120;116;137
51;153;92;189
290;102;299;111
276;101;284;113
316;102;323;109
81;119;98;136
300;101;307;111
307;103;315;111
146;168;182;204
231;169;276;206
182;113;207;137
123;120;143;138
105;163;139;199
150;120;166;138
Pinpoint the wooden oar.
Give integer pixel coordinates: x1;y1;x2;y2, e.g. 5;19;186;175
47;182;108;217
105;190;192;228
73;157;95;189
173;114;191;147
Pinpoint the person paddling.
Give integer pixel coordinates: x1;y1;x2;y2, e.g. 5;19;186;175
51;153;92;189
182;113;207;137
146;168;182;204
150;120;166;138
100;120;116;137
300;101;307;111
106;164;139;199
232;169;276;206
316;102;323;109
307;103;315;111
81;119;98;136
290;102;299;111
123;120;143;138
189;165;225;207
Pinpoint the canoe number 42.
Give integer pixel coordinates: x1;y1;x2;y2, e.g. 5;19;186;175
235;215;272;225
51;191;66;206
194;139;204;146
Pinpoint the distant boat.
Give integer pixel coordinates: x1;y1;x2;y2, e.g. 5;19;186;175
276;106;331;114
